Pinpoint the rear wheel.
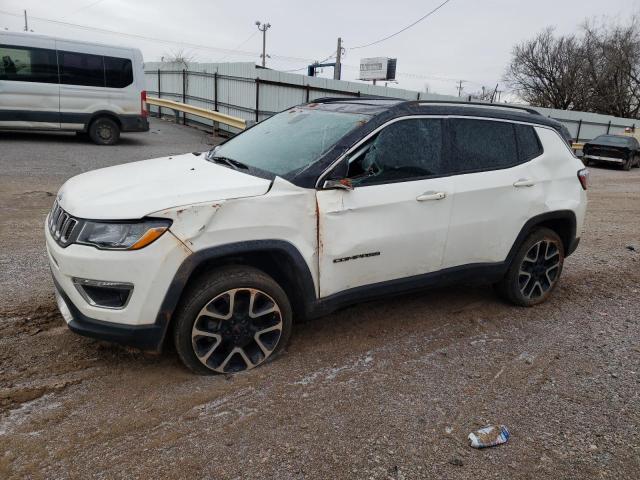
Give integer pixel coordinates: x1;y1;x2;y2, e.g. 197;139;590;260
173;266;293;375
88;117;120;145
496;228;565;307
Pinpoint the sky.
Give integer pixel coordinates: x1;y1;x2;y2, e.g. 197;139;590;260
1;0;639;96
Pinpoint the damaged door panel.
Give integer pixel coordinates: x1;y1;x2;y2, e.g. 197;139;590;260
316;176;454;298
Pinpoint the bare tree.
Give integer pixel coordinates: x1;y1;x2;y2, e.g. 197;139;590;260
582;18;640;118
506;18;640;118
469;85;498;102
505;27;586;110
162;48;196;67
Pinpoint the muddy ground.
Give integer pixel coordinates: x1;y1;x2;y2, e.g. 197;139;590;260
1;119;639;479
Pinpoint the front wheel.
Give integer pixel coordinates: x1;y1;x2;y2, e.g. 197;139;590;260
623;156;633;171
173;266;293;375
496;228;565;307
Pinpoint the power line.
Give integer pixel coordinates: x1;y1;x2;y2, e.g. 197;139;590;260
0;9;314;64
348;0;454;50
214;30;259;62
63;0;107;19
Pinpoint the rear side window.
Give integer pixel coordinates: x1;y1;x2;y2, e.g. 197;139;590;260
0;44;58;83
59;51;104;87
449;119;518;172
104;56;133;88
515;124;543;161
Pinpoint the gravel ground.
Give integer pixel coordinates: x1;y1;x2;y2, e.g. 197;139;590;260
1;120;639;479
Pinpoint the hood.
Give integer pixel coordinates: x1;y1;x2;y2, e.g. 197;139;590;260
57;153;272;219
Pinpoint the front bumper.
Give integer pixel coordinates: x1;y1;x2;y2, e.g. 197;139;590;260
46;219;191;350
54;277;166;350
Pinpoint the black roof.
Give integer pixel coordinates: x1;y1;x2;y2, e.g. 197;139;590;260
308;97;565;131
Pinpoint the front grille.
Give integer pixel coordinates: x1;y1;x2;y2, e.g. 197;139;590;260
48;200;80;247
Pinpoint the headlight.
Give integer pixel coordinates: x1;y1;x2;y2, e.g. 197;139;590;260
76;219;171;250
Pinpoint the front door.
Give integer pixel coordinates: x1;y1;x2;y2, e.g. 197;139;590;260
316;117;454;298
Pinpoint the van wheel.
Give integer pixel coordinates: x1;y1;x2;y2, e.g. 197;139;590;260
89;117;120;145
173;266;293;375
496;228;565;307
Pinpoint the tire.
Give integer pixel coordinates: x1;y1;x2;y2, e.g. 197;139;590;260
88;117;120;145
622;156;633;171
495;228;565;307
173;266;293;375
634;155;640;168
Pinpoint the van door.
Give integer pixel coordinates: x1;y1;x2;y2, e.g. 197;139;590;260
56;41;109;131
0;37;60;129
316;118;454;298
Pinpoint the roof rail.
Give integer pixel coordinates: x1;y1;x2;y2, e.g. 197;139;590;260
417;100;542;116
310;96;404;103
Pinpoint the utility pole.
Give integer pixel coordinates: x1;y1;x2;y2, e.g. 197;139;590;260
333;37;342;80
255;21;271;68
23;10;28;32
456;80;465;97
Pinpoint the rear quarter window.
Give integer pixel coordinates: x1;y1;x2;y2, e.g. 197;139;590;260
515;124;543;161
104;56;133;88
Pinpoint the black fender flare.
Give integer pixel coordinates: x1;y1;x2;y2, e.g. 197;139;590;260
504;210;578;267
153;240;317;347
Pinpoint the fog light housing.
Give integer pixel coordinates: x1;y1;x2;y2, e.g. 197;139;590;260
72;278;133;309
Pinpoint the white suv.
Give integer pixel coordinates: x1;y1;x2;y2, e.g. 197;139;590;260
46;99;588;374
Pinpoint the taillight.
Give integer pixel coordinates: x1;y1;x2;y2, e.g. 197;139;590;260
140;90;148;117
577;168;589;190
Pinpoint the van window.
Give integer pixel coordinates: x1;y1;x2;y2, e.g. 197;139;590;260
0;45;58;83
59;51;105;87
449;119;518;172
515;124;543;161
104;56;133;88
347;119;444;186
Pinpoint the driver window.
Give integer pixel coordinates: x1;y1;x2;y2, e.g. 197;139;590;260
346;118;444;186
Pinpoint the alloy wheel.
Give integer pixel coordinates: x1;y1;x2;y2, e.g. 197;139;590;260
191;288;283;373
518;240;562;300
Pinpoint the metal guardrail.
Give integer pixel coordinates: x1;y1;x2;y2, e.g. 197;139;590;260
145;96;247;130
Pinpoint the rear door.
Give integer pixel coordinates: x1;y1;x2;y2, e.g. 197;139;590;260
0;36;60;129
442;118;545;268
316;117;454;297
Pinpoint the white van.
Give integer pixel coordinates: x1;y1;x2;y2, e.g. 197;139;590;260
0;31;148;145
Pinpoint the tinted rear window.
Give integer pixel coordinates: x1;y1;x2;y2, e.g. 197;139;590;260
105;56;133;88
59;51;105;87
449;119;518;172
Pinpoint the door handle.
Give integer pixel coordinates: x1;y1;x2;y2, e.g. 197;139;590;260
416;191;447;202
513;178;536;188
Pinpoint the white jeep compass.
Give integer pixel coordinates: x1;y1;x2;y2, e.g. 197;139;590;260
46;98;588;374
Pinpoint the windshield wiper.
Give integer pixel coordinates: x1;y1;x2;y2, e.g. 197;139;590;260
208;155;249;170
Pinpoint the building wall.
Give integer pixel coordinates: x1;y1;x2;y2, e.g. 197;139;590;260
144;61;638;141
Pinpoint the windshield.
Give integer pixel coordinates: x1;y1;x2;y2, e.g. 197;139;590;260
592;135;632;146
209;107;370;177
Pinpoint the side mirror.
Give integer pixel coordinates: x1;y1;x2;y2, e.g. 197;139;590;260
323;178;353;191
